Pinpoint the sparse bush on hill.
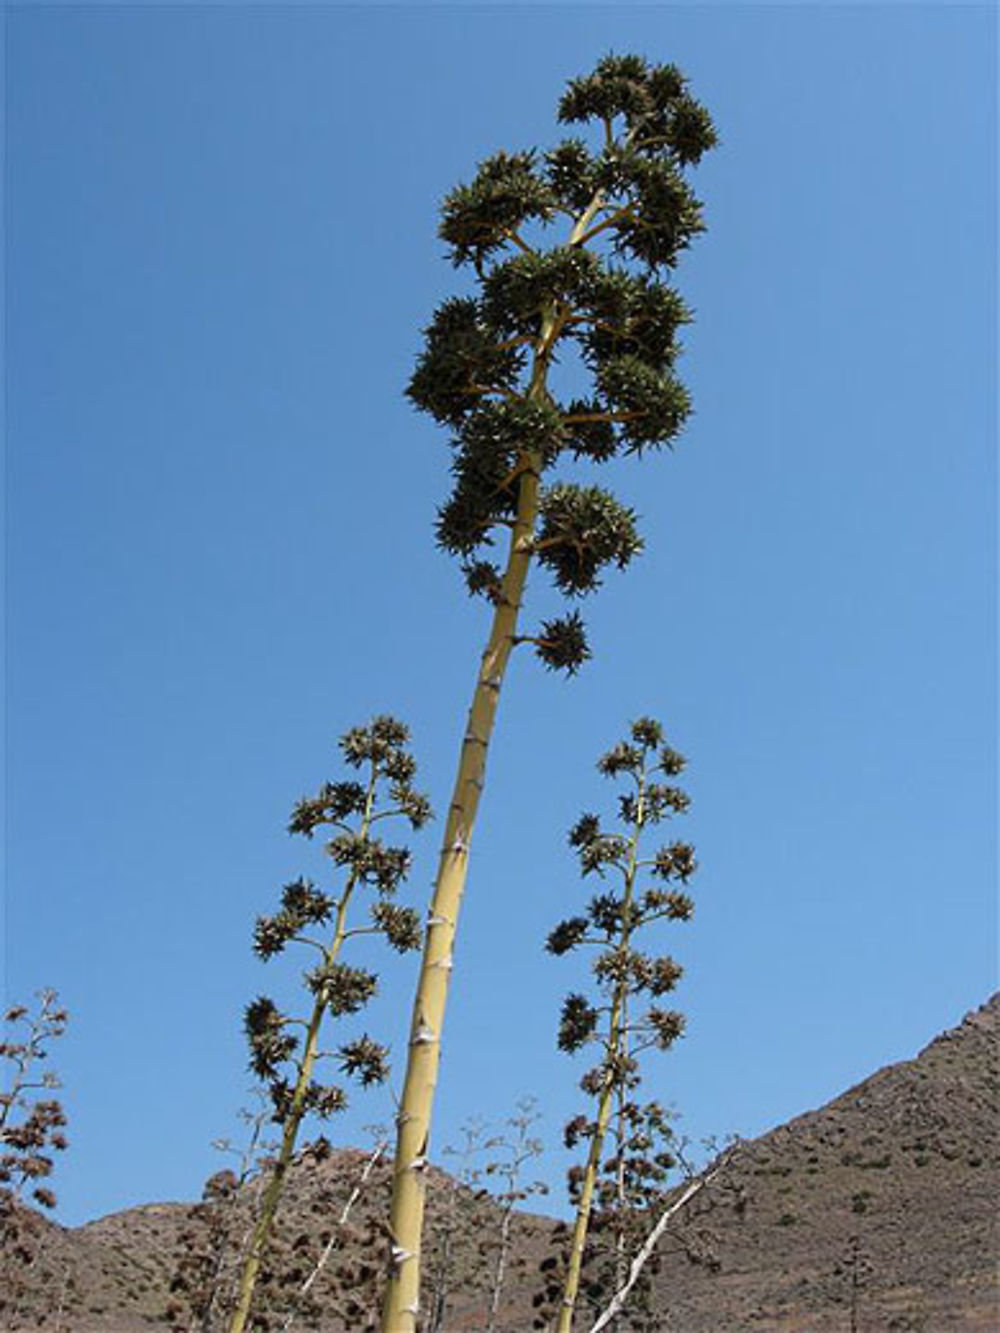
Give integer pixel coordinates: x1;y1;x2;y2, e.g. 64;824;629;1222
0;989;70;1330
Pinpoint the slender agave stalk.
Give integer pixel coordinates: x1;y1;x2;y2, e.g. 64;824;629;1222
229;717;431;1333
548;718;696;1331
612;1019;631;1303
382;55;716;1329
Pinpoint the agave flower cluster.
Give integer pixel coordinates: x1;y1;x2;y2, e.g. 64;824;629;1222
544;717;697;1328
407;53;717;673
245;716;431;1124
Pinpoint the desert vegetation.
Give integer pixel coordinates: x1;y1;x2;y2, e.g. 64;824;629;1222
7;15;996;1333
0;990;70;1329
3;51;724;1332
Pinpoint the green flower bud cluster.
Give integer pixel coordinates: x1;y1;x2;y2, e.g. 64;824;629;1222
535;610;592;675
244;716;432;1126
252;879;334;960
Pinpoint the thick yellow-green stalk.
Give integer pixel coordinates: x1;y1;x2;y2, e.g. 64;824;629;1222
380;198;606;1332
229;782;375;1333
557;781;645;1333
379;444;540;1330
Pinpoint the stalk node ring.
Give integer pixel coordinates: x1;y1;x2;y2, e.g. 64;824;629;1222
390;1244;414;1273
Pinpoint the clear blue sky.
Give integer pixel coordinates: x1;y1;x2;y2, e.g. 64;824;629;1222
4;4;995;1228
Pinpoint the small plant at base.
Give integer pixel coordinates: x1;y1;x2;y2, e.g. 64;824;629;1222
384;53;716;1329
544;718;696;1332
228;716;431;1333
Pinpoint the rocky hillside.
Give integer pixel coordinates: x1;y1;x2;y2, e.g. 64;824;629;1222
2;996;996;1331
641;993;999;1331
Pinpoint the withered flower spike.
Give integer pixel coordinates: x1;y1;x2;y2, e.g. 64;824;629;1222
547;716;698;1328
230;715;431;1333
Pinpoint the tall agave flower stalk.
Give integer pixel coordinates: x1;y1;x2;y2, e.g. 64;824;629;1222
382;55;716;1329
547;717;697;1331
229;716;431;1333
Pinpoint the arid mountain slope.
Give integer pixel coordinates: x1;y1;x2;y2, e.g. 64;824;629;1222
643;994;999;1331
3;996;996;1331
